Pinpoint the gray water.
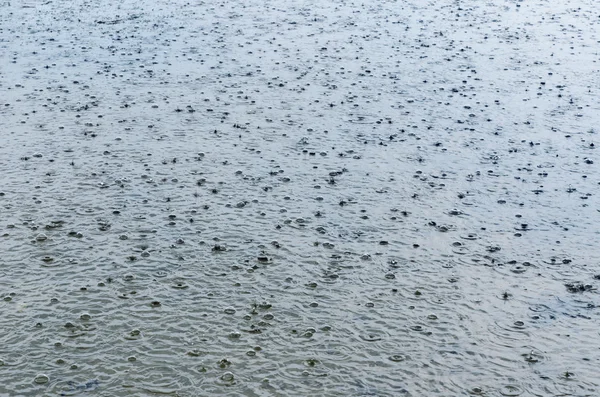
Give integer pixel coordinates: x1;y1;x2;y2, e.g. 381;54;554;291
1;0;599;395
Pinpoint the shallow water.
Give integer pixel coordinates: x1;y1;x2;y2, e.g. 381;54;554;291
1;0;599;395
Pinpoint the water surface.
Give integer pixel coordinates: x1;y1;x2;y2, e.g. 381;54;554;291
1;0;599;395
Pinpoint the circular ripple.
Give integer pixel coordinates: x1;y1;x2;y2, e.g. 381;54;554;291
451;246;470;255
499;384;524;396
388;354;409;362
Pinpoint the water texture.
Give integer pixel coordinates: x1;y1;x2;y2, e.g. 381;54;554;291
1;0;599;395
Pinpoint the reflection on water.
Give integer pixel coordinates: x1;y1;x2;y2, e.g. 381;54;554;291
1;0;599;395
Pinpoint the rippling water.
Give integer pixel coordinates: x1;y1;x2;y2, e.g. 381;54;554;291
1;0;599;395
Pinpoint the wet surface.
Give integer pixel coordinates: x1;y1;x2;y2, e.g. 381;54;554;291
1;0;600;395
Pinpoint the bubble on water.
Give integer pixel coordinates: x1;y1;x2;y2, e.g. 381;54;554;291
34;374;49;384
220;372;235;382
301;330;314;338
513;321;525;329
124;329;143;340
